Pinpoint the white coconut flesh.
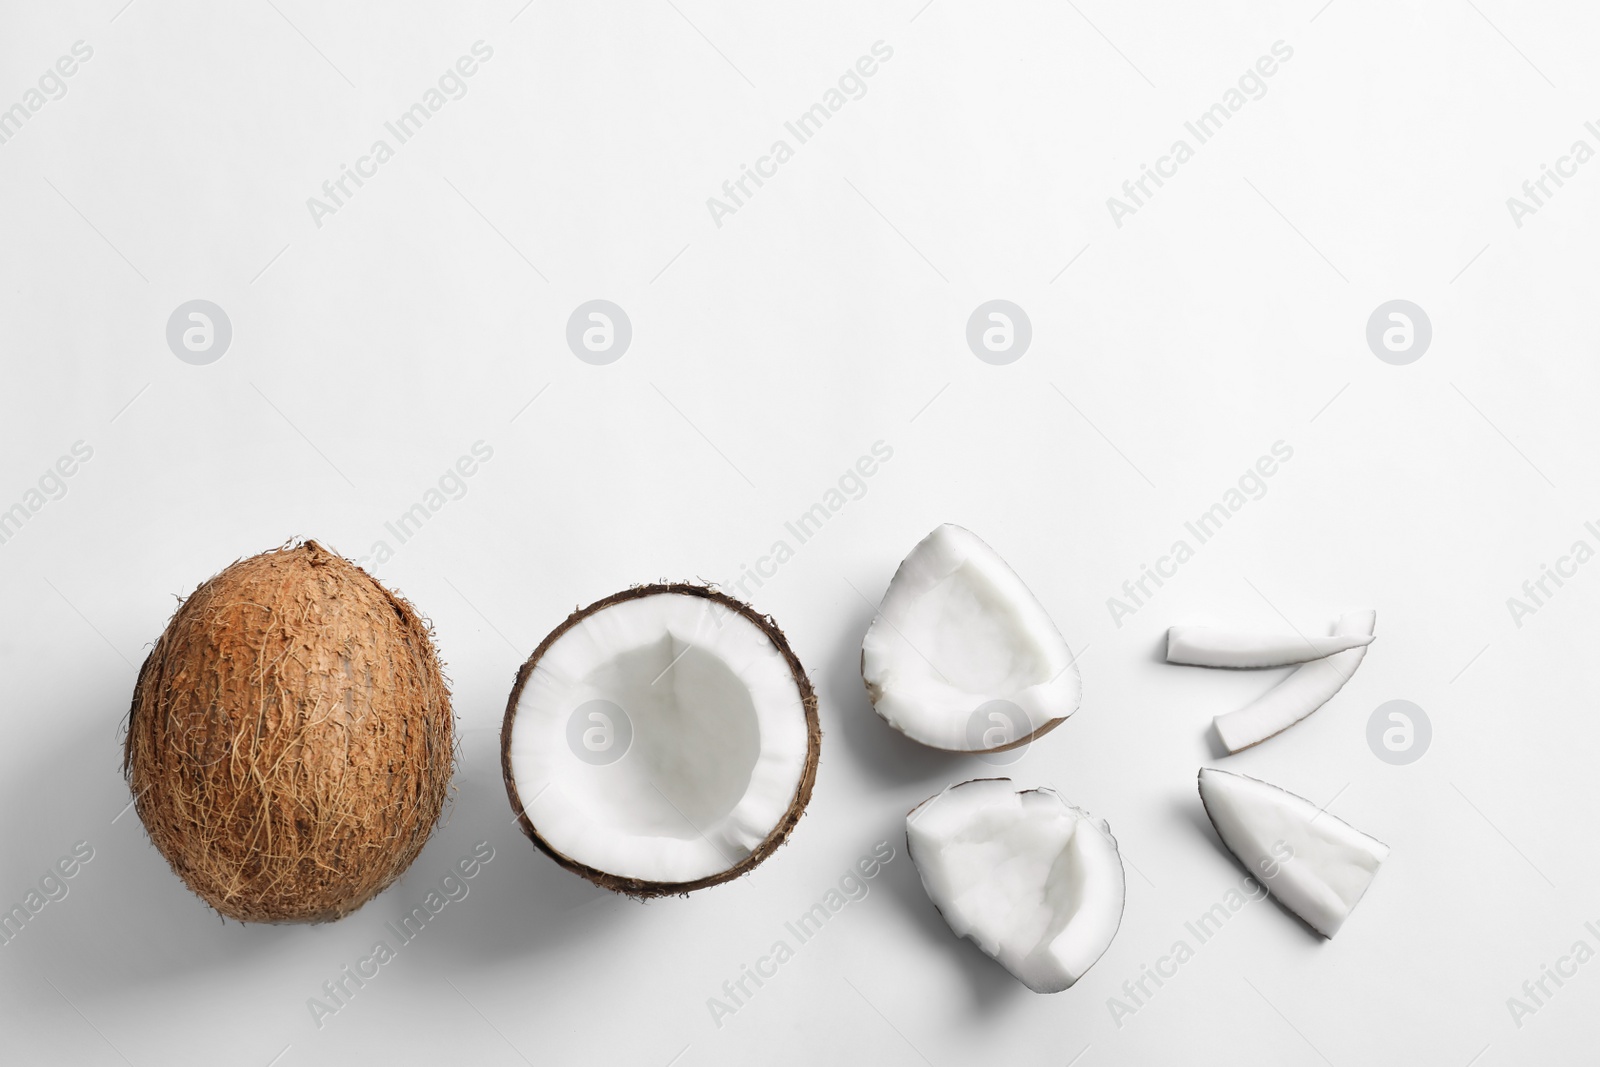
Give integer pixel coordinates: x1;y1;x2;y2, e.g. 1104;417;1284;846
1213;610;1376;753
1199;768;1388;938
862;525;1080;751
506;592;811;885
1166;625;1374;668
907;779;1125;993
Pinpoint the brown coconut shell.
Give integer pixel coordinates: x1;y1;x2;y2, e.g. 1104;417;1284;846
501;583;820;898
124;541;454;923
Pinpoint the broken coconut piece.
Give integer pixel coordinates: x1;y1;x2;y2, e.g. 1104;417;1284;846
906;778;1125;992
501;584;820;896
1212;610;1375;753
861;525;1080;752
1198;768;1388;937
1166;626;1374;668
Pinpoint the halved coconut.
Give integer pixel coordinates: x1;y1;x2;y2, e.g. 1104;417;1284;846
501;584;819;896
861;525;1080;752
906;778;1125;992
1198;768;1388;937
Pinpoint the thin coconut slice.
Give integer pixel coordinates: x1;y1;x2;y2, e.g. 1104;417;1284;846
861;525;1080;752
1213;610;1375;753
1198;769;1388;937
1166;626;1374;668
501;585;820;896
906;778;1125;992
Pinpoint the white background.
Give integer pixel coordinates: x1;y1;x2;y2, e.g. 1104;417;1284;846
2;1;1597;1063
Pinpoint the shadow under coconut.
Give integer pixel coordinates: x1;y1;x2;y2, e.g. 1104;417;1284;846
1203;721;1234;761
409;761;643;969
1175;791;1238;869
12;673;655;1007
872;810;1030;1014
822;603;967;789
825;606;1071;1011
0;708;312;1001
1169;794;1325;945
1149;633;1174;665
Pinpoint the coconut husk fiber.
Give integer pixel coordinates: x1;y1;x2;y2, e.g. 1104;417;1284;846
124;541;454;923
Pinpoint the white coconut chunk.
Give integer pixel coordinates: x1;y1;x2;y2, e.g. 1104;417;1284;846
1198;769;1388;937
505;590;814;888
861;525;1080;752
906;778;1125;992
1166;625;1374;668
1212;610;1375;753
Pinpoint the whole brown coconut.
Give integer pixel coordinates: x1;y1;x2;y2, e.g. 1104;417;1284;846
124;541;454;923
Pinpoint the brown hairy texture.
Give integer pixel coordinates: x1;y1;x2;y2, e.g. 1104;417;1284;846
501;583;821;898
124;541;454;923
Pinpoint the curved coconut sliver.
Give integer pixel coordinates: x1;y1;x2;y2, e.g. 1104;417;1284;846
1213;610;1375;753
1166;625;1374;668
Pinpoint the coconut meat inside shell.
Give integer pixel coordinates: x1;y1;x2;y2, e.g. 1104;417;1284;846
507;592;810;884
862;524;1081;751
907;778;1125;993
1198;768;1388;937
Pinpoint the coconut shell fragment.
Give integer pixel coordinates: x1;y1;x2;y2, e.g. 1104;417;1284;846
124;541;454;923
